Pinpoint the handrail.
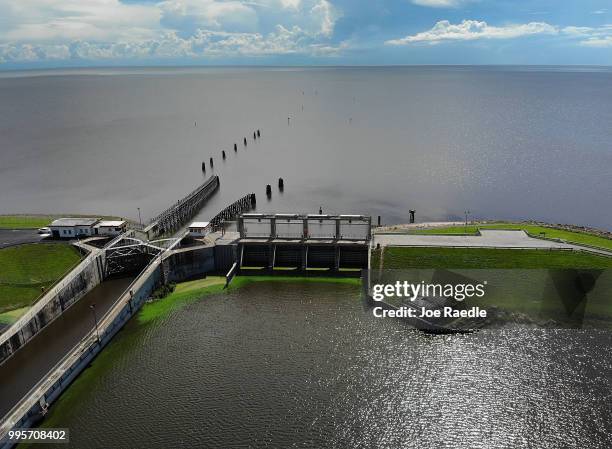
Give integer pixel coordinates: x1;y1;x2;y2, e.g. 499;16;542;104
149;176;219;226
0;229;136;348
0;249;100;348
0;251;163;435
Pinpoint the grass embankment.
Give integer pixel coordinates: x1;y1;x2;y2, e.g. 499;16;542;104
0;216;56;229
138;275;361;324
0;243;82;320
372;247;612;270
0;214;126;229
409;223;612;251
372;247;612;322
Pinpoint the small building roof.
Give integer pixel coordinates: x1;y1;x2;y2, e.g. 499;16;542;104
96;220;126;227
50;218;99;227
189;221;210;228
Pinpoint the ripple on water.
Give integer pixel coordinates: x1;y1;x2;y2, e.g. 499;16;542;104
39;281;612;449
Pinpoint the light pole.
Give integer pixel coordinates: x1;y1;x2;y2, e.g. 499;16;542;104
137;207;142;226
464;210;471;233
90;303;100;343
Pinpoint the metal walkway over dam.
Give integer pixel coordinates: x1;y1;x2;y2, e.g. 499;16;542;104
0;175;369;446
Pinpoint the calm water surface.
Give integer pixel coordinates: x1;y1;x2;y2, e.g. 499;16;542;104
0;66;611;228
36;281;612;448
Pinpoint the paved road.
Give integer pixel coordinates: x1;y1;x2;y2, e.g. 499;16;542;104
0;229;48;249
374;230;612;257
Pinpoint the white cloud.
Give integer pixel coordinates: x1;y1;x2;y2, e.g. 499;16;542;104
0;0;160;42
411;0;463;8
280;0;301;9
0;25;346;63
385;20;557;45
159;0;259;34
580;36;612;47
310;0;336;37
0;0;342;64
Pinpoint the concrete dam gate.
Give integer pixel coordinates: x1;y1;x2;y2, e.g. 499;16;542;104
236;214;371;274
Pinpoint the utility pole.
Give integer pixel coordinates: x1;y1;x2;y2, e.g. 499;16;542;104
90;303;100;343
464;210;470;233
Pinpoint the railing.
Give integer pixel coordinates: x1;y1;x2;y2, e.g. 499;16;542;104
0;249;164;437
145;176;220;236
0;249;101;349
207;193;256;232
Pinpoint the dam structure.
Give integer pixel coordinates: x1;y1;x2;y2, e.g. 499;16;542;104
0;176;371;447
0;176;223;447
236;214;371;273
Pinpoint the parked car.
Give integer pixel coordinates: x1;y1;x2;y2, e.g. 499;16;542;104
37;227;51;234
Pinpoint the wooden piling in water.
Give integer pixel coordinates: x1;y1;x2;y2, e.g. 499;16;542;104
202;162;206;172
244;137;247;146
234;143;237;151
222;150;226;159
210;157;214;167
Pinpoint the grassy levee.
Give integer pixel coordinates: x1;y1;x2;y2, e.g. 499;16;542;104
409;223;612;251
372;247;612;322
372;247;612;270
0;243;83;319
0;216;57;229
0;214;127;229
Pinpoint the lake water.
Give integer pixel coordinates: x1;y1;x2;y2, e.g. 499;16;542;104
1;66;611;229
36;281;612;448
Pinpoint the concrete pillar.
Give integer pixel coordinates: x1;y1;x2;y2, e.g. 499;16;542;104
335;218;341;240
334;246;341;271
303;218;309;240
238;216;245;238
270;217;276;239
269;245;275;270
302;246;308;270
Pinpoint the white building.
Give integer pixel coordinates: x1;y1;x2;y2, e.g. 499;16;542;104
188;221;210;237
95;220;127;236
49;218;100;238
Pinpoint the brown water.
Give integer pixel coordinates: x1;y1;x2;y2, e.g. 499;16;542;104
0;66;611;229
0;277;133;419
34;281;612;448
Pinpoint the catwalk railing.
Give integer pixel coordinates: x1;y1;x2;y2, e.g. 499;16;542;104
144;176;219;237
207;193;256;232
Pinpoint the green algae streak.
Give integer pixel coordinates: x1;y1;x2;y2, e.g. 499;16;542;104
137;277;227;324
138;275;361;324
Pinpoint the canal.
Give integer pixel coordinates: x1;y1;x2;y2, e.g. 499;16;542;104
0;278;133;419
31;279;612;448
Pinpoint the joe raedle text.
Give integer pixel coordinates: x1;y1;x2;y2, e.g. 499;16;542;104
370;280;488;319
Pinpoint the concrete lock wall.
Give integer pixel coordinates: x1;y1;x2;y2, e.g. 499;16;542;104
0;264;161;449
0;252;105;366
164;247;216;283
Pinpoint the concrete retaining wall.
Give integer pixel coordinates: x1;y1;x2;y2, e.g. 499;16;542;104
0;263;161;449
164;247;216;283
0;251;105;366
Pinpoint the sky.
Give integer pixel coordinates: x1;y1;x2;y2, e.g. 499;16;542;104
0;0;611;69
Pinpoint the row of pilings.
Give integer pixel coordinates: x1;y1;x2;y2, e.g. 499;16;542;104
202;129;261;173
